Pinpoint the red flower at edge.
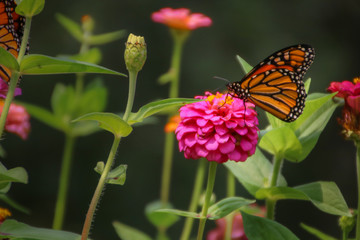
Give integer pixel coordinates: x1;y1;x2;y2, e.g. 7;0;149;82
328;77;360;140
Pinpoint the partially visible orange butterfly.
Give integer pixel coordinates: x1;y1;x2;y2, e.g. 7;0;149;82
227;44;315;122
0;0;26;82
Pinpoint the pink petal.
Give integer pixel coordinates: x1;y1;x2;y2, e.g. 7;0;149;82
205;137;219;150
219;141;235;154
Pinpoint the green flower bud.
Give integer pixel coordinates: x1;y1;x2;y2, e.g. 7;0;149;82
124;33;147;73
81;15;95;33
339;210;356;235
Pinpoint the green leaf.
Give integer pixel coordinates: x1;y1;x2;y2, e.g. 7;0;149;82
94;162;128;186
77;79;108;115
16;101;66;132
0;194;30;214
55;13;82;42
295;181;351;216
128;98;202;124
224;148;287;196
300;223;338;240
63;48;102;64
113;221;152;240
255;182;351;216
107;164;127;185
242;211;300;240
263;93;338;162
207;197;255;220
0;167;28;184
145;201;179;228
20;54;126;76
0;219;83;240
236;55;253;74
16;0;45;17
73;112;133;138
0;46;19;71
51;83;76;122
259;126;302;162
304;78;311;93
155;208;199;219
88;30;127;45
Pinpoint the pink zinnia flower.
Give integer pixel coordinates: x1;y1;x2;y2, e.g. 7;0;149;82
207;206;266;240
0;100;30;140
0;78;22;98
328;78;360;111
328;77;360;140
151;8;212;30
175;92;259;163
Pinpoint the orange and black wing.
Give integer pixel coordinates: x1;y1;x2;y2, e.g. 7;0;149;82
228;44;315;122
0;0;26;82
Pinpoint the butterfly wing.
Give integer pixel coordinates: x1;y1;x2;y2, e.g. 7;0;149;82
228;44;315;122
0;0;26;82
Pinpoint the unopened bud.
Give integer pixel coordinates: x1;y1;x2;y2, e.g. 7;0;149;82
81;15;95;33
124;33;147;73
339;210;356;235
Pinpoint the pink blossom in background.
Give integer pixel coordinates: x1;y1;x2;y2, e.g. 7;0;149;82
0;78;22;98
151;7;212;30
0;100;30;140
207;206;266;240
175;92;259;163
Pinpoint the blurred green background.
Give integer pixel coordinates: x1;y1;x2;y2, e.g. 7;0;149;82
3;0;360;239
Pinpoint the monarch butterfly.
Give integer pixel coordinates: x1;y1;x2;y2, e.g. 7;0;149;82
227;44;315;122
0;0;26;82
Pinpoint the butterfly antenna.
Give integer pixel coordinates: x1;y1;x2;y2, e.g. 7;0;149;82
213;76;230;83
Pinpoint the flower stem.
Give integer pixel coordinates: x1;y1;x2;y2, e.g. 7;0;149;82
180;159;206;240
52;133;76;229
356;144;360;240
122;71;137;122
266;155;283;220
160;131;175;204
168;29;189;99
225;171;236;240
17;17;32;63
197;161;218;240
81;136;121;240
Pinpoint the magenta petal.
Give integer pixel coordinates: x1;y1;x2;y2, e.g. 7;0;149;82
225;120;237;128
219;141;235;154
196;118;208;127
184;135;197;147
207;151;222;162
234;127;248;135
214;133;229;143
347;95;360;113
196;145;208;158
240;139;253;151
228;149;241;161
197;135;209;145
215;125;228;135
205;137;219;150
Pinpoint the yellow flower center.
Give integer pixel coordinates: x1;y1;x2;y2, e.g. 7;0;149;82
0;207;11;222
353;77;360;84
206;93;234;107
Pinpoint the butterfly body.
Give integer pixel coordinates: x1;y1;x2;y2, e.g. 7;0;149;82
227;44;315;122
